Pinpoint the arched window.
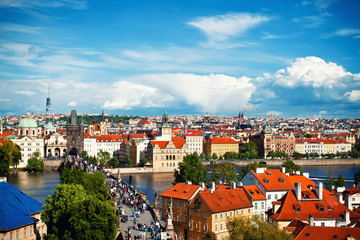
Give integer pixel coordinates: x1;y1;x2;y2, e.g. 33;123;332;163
220;221;223;230
166;155;169;160
215;222;218;231
173;155;175;160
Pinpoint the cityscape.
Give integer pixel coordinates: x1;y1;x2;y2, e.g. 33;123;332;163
1;0;360;239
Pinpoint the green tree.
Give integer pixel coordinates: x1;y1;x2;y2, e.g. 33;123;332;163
267;150;276;159
200;152;205;160
108;157;119;168
336;174;346;187
42;184;117;240
138;158;148;167
0;140;21;172
304;133;312;138
124;155;132;166
97;150;111;166
212;152;218;160
281;159;300;173
228;216;294;240
246;161;266;172
173;152;208;185
82;150;88;160
25;151;44;172
292;151;303;159
210;163;237;183
205;152;212;161
324;171;336;190
203;231;217;240
241;141;258;159
354;169;360;185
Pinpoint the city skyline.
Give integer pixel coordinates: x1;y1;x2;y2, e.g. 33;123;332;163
0;0;359;118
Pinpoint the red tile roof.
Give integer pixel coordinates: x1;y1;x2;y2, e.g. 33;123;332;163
200;186;252;213
270;188;360;221
206;137;238;144
243;185;267;200
292;225;360;240
160;183;201;200
151;141;169;149
287;175;315;190
250;169;293;191
137;119;151;125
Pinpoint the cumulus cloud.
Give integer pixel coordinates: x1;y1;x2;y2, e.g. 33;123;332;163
272;56;352;88
188;13;269;47
67;101;77;107
344;90;360;101
0;98;10;102
15;90;36;96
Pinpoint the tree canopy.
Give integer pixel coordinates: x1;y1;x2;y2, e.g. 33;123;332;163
281;159;300;173
42;168;116;240
25;151;44;172
173;152;208;185
227;216;294;240
97;150;111;166
0;140;21;172
210;163;237;184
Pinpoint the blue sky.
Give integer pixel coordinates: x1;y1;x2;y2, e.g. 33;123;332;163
0;0;359;118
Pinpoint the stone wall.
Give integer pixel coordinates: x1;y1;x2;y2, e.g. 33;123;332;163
204;158;360;167
44;159;63;171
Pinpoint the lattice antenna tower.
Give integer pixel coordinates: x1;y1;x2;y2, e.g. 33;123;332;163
46;83;51;116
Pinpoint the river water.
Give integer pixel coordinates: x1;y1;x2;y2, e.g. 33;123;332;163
3;166;360;205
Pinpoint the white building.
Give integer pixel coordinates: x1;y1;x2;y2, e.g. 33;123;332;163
12;136;44;168
185;134;204;154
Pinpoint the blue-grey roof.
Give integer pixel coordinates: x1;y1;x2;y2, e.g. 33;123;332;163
0;182;43;231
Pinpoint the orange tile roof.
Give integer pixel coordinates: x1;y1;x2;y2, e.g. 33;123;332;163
293;225;360;240
287;175;315;190
250;169;293;191
270;188;360;221
160;183;201;200
151;141;169;149
137;119;151;125
206;137;238;144
200;186;252;213
243;185;267;200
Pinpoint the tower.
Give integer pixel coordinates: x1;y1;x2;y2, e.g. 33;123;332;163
160;107;172;141
99;109;107;135
66;110;84;156
46;84;51;116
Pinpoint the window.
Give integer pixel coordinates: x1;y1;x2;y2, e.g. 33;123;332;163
177;227;181;235
225;212;228;217
189;210;192;216
321;222;325;226
241;209;244;214
255;203;258;210
184;214;188;223
24;227;27;237
190;220;193;228
220;213;223;218
236;210;239;215
230;212;232;216
220;222;223;230
204;213;208;219
248;209;250;213
10;232;13;240
17;230;19;239
177;214;180;222
261;202;265;209
204;223;208;231
184;202;188;209
215;222;218;231
275;194;278;200
178;201;181;209
30;225;32;235
268;194;271;200
215;214;218;219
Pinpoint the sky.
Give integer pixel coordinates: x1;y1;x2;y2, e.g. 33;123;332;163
0;0;359;118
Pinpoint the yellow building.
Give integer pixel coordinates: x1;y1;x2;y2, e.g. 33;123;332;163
203;137;239;157
160;182;253;240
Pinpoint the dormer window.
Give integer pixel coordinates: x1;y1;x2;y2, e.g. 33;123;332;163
263;178;270;184
316;203;325;212
266;171;272;176
302;191;311;199
278;177;285;183
293;203;301;213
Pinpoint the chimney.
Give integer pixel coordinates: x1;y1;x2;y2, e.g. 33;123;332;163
281;167;286;173
230;181;236;189
303;172;309;179
186;180;192;185
338;193;343;203
344;211;350;225
295;171;300;175
199;182;205;190
309;214;314;226
255;168;265;174
315;182;323;201
295;183;302;201
345;195;352;209
237;181;243;187
210;182;216;193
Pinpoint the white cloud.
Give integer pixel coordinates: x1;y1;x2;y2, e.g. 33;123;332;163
15;90;36;96
0;0;87;10
273;56;352;88
335;28;360;36
344;90;360;101
0;98;10;102
188;13;270;46
67;101;77;107
0;23;41;34
319;110;327;114
292;15;325;28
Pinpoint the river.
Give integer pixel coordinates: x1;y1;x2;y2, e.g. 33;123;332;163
3;165;360;205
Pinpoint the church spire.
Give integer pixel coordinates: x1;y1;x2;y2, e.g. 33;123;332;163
101;109;105;122
161;107;169;128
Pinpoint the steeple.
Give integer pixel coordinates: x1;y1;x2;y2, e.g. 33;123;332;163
161;107;169;128
70;110;77;125
101;109;105;122
46;83;51;116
